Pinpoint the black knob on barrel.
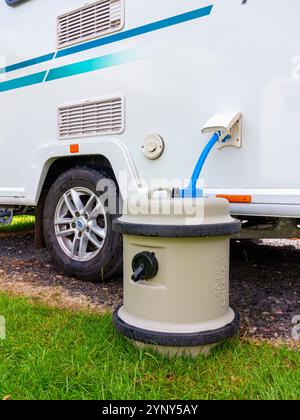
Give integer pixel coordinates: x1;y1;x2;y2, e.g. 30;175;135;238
131;252;159;282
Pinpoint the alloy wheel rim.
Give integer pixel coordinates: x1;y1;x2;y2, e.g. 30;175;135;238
54;187;107;262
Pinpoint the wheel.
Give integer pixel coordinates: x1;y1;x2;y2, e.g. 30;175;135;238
43;166;123;282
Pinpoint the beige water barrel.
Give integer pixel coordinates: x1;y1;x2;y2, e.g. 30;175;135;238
113;195;241;357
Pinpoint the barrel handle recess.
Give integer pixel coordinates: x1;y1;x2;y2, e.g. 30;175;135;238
148;188;172;200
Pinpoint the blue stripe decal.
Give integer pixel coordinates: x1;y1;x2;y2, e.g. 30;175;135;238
0;5;213;92
46;48;144;82
0;53;55;75
0;6;213;75
0;71;47;93
56;6;213;59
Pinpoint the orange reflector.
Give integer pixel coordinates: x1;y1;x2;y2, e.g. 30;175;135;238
216;194;252;204
70;144;79;154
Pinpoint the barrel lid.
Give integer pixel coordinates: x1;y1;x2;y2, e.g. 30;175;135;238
113;197;241;238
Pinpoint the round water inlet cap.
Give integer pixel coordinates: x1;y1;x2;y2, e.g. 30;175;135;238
142;134;164;160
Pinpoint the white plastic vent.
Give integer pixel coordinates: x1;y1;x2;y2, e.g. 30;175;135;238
58;97;124;138
57;0;124;49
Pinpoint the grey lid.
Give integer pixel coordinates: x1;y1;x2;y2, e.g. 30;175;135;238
113;197;241;238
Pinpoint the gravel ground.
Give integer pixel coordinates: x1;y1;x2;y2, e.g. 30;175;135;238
0;232;299;343
0;232;123;313
231;239;300;342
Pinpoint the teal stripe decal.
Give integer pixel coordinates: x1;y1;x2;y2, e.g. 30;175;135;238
46;48;144;82
0;5;213;92
0;71;47;93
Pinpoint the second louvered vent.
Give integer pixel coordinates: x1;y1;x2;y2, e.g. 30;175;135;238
58;0;124;49
59;97;124;138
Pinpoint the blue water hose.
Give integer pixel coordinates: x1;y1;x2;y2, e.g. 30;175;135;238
180;131;230;198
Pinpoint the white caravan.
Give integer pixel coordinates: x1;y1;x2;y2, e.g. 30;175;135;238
0;0;300;280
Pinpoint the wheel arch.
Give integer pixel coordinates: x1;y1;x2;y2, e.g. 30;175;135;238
32;140;141;248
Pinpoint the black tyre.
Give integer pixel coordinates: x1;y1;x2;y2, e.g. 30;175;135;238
43;166;122;282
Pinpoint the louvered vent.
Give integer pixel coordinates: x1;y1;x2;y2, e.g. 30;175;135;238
57;0;124;49
58;97;124;138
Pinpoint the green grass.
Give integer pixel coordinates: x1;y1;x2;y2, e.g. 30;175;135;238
0;215;35;233
0;294;299;400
